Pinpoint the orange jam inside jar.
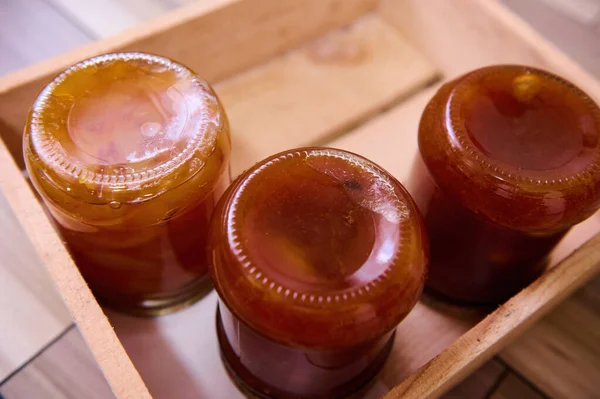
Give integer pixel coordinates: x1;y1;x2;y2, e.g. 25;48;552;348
210;148;428;399
23;53;231;315
415;65;600;304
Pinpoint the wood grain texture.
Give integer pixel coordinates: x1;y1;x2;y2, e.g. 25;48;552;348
501;273;600;399
107;293;384;399
0;0;92;76
378;0;600;103
382;232;600;399
441;359;506;399
378;299;480;391
489;373;545;399
48;0;169;38
0;139;150;399
216;15;438;174
0;0;376;159
0;190;71;382
0;2;378;397
0;327;116;399
329;85;437;185
0;0;599;398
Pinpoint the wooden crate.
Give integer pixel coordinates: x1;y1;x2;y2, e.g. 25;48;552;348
1;0;599;398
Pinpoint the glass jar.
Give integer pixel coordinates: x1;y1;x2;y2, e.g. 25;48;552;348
210;148;428;399
414;65;600;304
24;52;231;316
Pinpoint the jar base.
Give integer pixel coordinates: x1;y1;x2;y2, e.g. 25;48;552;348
216;307;394;399
96;274;213;317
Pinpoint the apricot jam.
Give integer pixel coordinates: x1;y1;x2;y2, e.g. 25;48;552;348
210;148;427;398
24;53;231;315
415;65;600;304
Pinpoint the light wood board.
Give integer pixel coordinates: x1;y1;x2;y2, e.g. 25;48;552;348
48;0;168;38
502;0;600;79
0;190;71;382
501;273;600;399
538;0;600;26
215;15;438;174
0;327;115;399
489;372;545;399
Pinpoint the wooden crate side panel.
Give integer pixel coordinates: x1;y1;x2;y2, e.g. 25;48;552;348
216;15;439;175
378;0;600;102
0;141;150;399
0;0;376;162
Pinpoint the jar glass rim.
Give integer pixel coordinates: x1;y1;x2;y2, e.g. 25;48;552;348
27;52;222;199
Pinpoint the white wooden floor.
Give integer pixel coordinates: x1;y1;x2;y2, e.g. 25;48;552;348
0;0;598;398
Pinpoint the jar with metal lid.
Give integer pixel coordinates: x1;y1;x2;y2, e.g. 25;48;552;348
414;65;600;304
210;148;428;398
24;52;231;315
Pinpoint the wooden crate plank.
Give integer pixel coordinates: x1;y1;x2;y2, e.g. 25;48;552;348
0;0;377;156
441;359;507;399
489;373;545;399
0;190;71;382
501;275;600;399
502;0;600;79
0;0;92;76
0;327;115;399
107;293;243;399
217;15;438;174
48;0;169;38
378;0;600;103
